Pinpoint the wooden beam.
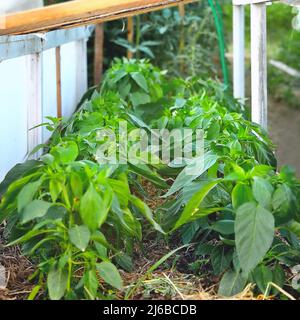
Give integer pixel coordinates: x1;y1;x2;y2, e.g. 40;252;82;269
94;24;104;85
127;17;134;59
55;46;62;118
0;0;196;36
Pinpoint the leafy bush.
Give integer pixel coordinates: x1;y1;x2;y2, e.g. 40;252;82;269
1;59;299;299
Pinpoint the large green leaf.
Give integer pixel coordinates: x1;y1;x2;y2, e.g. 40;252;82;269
0;160;41;197
96;262;123;290
218;270;247;297
129;164;168;189
68;225;91;252
80;184;108;231
252;177;273;209
231;183;253;210
84;270;99;299
47;267;68;300
21;200;52;224
130;72;149;92
164;152;219;197
17;180;42;212
172;180;220;231
211;245;233;275
129;195;165;234
235;202;275;275
211;220;234;235
51;141;78;164
251;264;273;294
272;184;295;225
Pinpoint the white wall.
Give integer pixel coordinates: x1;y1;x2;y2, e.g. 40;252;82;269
0;1;88;181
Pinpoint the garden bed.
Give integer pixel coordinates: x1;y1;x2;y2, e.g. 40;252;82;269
0;59;299;301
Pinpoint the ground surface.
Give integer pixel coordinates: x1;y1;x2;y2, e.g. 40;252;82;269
268;98;300;177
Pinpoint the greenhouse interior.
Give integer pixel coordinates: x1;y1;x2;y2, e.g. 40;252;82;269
0;0;300;304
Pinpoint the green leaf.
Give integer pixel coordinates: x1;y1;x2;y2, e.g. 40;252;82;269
206;121;220;140
68;225;91;251
164;152;219;197
130;92;151;108
96;262;123;290
80;184;107;231
272;184;294;225
49;179;62;202
0;160;41;197
172;180;220;231
115;254;133;272
252;177;273;209
129;195;165;234
211;220;234;235
47;267;68;300
51;141;78;164
224;164;246;181
218;270;247;297
286;220;300;237
17;180;42;212
21;200;52;224
211;246;233;275
249;165;273;178
129;164;168;189
235;202;275;275
231;183;253;210
251;264;273;294
70;172;83;198
130;72;149;92
84;270;99;299
272;264;285;295
27;285;41;300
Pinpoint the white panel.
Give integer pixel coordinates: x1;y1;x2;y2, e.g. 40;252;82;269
42;48;57;142
0;40;88;181
26;53;43;159
61;40;88;118
0;57;28;181
233;5;245;102
251;3;268;129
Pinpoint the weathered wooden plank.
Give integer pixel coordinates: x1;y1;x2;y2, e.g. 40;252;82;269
251;2;267;129
0;0;195;36
127;17;134;59
55;46;62;118
94;24;104;85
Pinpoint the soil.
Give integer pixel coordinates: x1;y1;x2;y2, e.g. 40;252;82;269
268;98;300;177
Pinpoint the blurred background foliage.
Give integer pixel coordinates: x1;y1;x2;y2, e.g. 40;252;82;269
45;0;300;109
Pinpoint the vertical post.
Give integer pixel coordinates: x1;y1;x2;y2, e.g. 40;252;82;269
251;2;267;129
55;46;62;118
179;3;185;74
127;17;134;59
94;24;104;85
75;39;88;103
26;53;42;159
233;4;245;103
